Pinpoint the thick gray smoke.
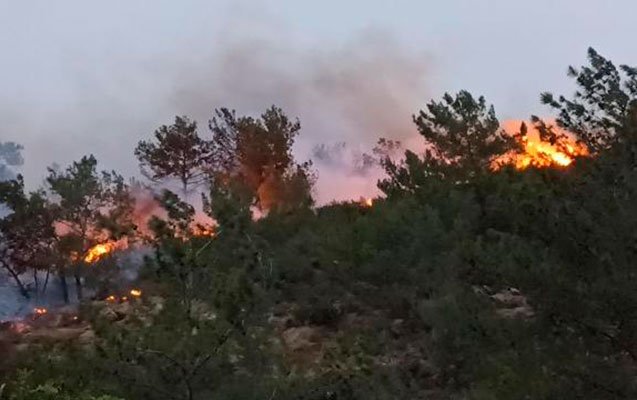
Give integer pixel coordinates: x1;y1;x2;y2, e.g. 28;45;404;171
168;31;429;202
2;27;429;204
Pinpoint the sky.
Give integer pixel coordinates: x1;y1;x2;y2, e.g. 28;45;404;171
1;0;636;202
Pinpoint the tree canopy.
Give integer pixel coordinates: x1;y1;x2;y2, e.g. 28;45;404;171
135;116;212;195
5;48;637;400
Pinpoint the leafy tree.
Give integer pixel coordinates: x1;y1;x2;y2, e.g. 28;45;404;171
0;141;24;181
413;91;515;176
147;189;203;322
542;47;637;152
46;155;136;302
379;91;516;197
208;106;315;212
12;48;637;400
0;176;57;298
149;188;257;330
135;116;212;196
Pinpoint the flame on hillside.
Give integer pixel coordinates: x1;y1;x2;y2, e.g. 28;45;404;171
359;197;374;207
84;243;117;263
77;239;128;264
192;224;216;237
103;289;142;303
495;120;588;170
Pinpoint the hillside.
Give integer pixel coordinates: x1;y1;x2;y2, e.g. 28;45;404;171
2;48;637;399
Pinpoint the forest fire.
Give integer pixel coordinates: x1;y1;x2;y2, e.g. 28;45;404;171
359;197;374;207
496;120;588;170
103;289;142;303
192;224;216;237
33;307;48;316
84;242;117;263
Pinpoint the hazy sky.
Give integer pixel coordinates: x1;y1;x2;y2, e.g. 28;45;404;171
1;0;636;200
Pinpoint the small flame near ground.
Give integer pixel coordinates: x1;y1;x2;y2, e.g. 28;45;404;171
33;307;48;315
72;239;129;264
495;120;588;170
104;289;142;303
359;197;374;207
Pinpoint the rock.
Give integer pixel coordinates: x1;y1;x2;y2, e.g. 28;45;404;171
390;319;405;336
282;326;322;352
491;289;527;308
191;300;216;321
77;328;96;345
23;326;88;343
491;288;534;320
496;306;535;319
148;296;165;315
13;343;29;353
112;301;133;317
99;306;119;322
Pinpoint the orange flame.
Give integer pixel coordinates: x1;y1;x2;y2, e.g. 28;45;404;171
33;307;48;315
495;120;588;170
359;197;373;207
84;242;116;263
192;224;216;237
130;289;142;298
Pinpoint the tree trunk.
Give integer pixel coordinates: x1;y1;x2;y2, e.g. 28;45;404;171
59;274;69;304
182;179;189;202
74;273;83;301
33;268;39;301
1;261;30;299
42;267;51;295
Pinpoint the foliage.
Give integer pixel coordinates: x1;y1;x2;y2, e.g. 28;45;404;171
7;48;637;400
0;176;57;298
0;141;24;181
135;116;212;195
46;155;136;301
542;47;637;152
4;370;122;400
208;106;316;212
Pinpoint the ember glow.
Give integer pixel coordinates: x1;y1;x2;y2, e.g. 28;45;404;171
192;224;216;237
130;289;142;298
33;307;48;315
359;197;374;207
495;120;588;170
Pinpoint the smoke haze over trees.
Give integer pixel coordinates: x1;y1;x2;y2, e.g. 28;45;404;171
2;48;637;399
0;27;429;205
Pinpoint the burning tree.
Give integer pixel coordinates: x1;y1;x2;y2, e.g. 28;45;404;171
46;155;136;302
493;119;589;170
379;91;516;195
207;106;315;213
415;91;515;174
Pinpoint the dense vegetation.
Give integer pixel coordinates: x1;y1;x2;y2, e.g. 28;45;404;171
2;48;637;399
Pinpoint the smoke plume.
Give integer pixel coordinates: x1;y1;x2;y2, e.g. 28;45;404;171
1;24;430;204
